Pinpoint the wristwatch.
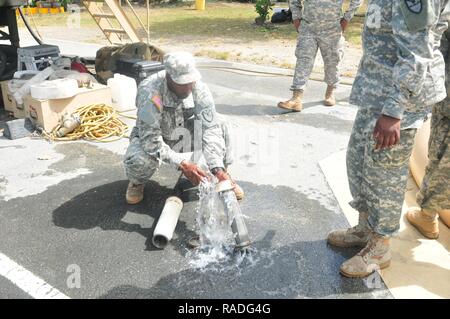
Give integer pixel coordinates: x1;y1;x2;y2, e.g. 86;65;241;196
211;167;225;175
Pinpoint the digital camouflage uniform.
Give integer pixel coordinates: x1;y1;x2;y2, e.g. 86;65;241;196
417;28;450;213
289;0;363;90
124;70;232;185
347;0;450;236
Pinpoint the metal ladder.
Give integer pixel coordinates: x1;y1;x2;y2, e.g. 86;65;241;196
82;0;149;45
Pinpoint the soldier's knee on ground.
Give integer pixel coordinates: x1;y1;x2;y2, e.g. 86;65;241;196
124;146;159;182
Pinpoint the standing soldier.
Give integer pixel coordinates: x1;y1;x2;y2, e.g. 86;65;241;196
407;28;450;239
327;0;450;278
278;0;363;112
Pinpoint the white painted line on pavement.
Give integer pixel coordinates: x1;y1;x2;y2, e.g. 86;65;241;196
0;252;70;299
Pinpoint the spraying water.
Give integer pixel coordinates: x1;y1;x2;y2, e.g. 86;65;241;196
187;177;255;272
197;178;230;248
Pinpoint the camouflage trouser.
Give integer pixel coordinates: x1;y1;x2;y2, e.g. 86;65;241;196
347;108;417;236
417;104;450;213
291;24;345;91
124;120;233;185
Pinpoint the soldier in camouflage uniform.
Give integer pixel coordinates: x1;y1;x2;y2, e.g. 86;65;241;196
124;51;244;205
327;0;450;278
407;28;450;239
278;0;363;112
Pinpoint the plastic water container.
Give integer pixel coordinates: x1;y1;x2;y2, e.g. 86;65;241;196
107;73;137;112
30;78;79;100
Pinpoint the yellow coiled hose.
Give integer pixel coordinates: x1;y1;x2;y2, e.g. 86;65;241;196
42;104;130;142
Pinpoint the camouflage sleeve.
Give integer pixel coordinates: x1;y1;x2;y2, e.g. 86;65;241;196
436;1;450;36
343;0;363;21
440;28;450;62
136;88;186;169
193;81;226;170
289;0;303;21
381;2;437;120
441;29;450;117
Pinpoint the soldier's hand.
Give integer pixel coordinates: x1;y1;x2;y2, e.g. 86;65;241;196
179;161;208;186
213;168;230;182
340;18;349;32
293;19;301;32
373;115;401;150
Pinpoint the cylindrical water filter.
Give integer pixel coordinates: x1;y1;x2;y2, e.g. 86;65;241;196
216;180;251;249
152;196;184;249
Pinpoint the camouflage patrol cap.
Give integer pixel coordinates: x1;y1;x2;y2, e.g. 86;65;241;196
163;51;201;85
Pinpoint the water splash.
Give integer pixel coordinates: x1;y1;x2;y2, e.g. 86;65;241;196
197;178;231;247
187;177;256;272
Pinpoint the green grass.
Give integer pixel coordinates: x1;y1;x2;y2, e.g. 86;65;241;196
345;20;364;46
17;0;367;46
123;2;298;42
342;0;367;46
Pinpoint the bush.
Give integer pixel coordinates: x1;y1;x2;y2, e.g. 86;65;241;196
255;0;273;24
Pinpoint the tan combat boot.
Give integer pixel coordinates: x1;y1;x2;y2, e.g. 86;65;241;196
406;209;439;239
327;212;371;248
324;85;336;106
126;182;145;204
278;89;303;112
340;232;391;278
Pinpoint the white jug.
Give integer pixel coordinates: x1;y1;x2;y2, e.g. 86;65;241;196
107;73;137;112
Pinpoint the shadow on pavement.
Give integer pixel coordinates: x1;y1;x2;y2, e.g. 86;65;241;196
52;179;198;252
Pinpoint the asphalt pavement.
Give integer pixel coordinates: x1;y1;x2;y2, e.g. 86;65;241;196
0;37;392;299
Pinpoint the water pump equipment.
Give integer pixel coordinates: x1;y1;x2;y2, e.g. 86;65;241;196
216;180;251;250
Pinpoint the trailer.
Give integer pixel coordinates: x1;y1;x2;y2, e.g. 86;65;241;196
0;0;26;80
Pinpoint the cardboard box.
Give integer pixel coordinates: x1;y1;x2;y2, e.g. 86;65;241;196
1;80;27;119
25;83;112;132
1;80;17;112
0;81;27;119
13;103;27;119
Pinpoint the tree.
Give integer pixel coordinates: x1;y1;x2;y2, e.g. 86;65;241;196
255;0;273;25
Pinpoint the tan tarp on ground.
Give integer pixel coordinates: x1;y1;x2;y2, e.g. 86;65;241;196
320;119;450;299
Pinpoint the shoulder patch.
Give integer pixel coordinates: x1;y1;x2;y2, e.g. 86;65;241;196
151;95;163;112
404;0;422;14
400;0;437;31
201;108;214;123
